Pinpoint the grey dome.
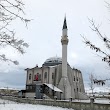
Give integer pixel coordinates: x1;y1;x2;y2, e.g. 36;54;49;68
43;57;62;66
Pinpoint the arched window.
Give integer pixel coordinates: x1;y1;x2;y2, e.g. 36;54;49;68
44;72;47;79
74;76;75;81
29;74;31;80
34;73;41;81
52;73;54;79
77;88;78;92
34;73;39;81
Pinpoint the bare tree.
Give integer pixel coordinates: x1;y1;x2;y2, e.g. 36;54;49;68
88;73;95;94
81;2;110;85
82;18;110;66
0;0;30;65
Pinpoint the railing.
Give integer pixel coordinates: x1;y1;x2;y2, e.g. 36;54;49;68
1;96;110;110
44;91;54;99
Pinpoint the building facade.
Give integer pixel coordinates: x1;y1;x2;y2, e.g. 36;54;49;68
23;18;87;100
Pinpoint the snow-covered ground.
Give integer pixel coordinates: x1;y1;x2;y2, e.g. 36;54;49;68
0;99;73;110
0;98;109;110
72;99;110;104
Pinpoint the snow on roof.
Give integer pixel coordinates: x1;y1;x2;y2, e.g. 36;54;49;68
44;83;63;93
45;57;62;63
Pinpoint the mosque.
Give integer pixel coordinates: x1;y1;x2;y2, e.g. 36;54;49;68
21;17;88;100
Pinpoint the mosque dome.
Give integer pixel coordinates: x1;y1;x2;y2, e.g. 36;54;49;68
42;57;62;66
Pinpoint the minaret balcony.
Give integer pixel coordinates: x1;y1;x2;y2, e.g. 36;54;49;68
61;36;69;45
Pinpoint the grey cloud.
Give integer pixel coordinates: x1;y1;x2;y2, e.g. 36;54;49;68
0;69;26;89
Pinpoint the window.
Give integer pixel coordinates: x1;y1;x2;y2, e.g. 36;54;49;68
34;73;41;81
34;75;37;81
74;89;75;92
30;86;32;89
34;75;37;80
33;85;36;90
44;72;47;79
52;73;54;79
77;88;78;92
48;61;52;62
74;76;75;81
29;74;31;80
77;77;78;81
26;86;29;90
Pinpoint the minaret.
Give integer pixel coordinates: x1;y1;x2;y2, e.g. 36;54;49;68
61;17;68;79
58;17;71;100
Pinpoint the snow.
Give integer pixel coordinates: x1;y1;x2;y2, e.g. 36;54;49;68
0;98;109;110
0;99;72;110
72;99;110;104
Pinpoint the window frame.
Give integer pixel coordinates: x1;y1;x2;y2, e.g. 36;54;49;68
29;74;31;80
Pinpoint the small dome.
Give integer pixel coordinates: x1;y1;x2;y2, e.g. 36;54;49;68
43;57;62;66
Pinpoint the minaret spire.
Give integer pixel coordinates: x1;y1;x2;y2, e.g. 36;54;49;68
63;16;67;29
62;17;68;43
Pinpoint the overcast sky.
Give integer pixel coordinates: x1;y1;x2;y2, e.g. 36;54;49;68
0;0;110;91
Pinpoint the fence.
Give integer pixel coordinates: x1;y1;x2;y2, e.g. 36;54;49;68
1;96;110;110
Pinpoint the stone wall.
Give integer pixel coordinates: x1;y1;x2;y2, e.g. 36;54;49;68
1;96;110;110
